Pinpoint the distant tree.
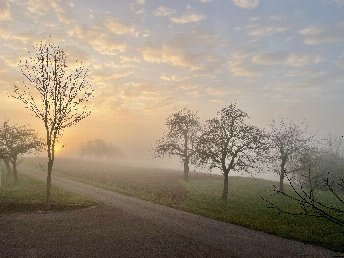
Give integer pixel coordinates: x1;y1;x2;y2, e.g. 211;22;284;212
321;135;344;184
154;108;201;181
262;135;344;229
267;118;315;192
80;139;122;159
0;121;43;181
198;104;269;201
291;135;344;192
12;39;94;209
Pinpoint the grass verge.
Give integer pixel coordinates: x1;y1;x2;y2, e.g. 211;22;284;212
0;170;96;213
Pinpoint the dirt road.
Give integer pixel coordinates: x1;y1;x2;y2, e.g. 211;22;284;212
1;169;342;257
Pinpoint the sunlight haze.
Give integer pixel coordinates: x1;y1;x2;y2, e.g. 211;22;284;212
0;0;343;168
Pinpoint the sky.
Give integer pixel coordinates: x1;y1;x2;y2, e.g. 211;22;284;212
0;0;343;167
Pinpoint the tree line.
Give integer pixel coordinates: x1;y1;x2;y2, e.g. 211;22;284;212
154;105;344;203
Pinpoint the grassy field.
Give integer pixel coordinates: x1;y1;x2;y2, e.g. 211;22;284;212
0;165;96;213
22;157;344;252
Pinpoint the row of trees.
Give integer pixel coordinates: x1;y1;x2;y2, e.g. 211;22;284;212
154;105;343;201
0;121;42;181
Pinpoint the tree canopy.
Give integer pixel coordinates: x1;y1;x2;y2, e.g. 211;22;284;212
267;118;315;192
198;104;269;200
12;38;94;208
154;108;201;180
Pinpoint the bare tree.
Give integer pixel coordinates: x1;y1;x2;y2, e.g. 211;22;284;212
154;108;201;181
262;172;344;228
267;118;315;192
198;104;269;201
262;135;344;229
291;135;344;192
12;39;93;209
0;121;43;181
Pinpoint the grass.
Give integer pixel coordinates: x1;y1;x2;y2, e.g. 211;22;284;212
0;166;96;213
22;157;344;252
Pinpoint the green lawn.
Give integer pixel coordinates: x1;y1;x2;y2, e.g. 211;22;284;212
22;157;344;252
0;166;96;213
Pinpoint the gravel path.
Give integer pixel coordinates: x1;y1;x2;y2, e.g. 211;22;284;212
1;169;342;258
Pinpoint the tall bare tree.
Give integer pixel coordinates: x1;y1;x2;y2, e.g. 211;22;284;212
267;118;315;192
154;108;201;180
12;39;93;209
198;104;269;200
0;121;43;181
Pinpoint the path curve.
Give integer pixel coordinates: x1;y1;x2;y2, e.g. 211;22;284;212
22;169;342;257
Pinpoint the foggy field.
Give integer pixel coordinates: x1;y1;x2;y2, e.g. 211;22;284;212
22;157;344;252
0;171;95;213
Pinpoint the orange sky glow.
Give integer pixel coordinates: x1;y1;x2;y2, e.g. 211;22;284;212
0;0;343;167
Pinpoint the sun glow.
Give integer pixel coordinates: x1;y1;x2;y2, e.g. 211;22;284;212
54;144;64;154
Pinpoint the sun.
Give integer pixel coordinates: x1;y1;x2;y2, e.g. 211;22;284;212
54;144;64;154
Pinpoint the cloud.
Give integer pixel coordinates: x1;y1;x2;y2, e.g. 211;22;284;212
120;55;141;64
252;52;323;67
0;1;11;21
206;87;226;96
70;25;127;55
153;6;205;25
139;45;201;70
104;18;136;36
247;23;287;37
298;27;322;36
285;54;311;67
63;45;91;65
252;52;286;65
298;25;344;45
160;74;185;82
22;0;74;24
228;64;260;77
170;11;205;24
153;6;176;17
118;81;175;112
232;0;260;9
93;69;132;81
228;52;260;77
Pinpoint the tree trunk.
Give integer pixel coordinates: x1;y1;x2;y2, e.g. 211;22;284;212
3;158;12;176
12;156;18;182
183;159;189;181
222;172;229;201
279;158;286;192
46;159;53;211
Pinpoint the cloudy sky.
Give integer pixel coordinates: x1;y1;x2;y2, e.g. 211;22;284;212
0;0;343;165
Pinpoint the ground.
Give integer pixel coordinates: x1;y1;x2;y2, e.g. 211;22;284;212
0;205;229;258
1;169;340;258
